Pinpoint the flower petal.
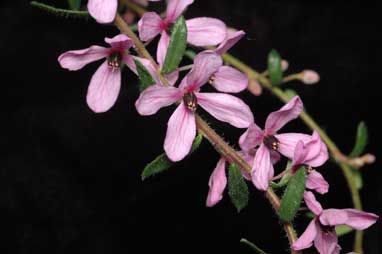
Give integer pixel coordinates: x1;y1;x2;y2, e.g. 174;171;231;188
265;96;303;134
341;209;379;230
186;17;227;46
215;30;246;55
251;143;274;191
105;34;134;51
138;12;163;41
303;131;329;168
164;103;196;161
306;171;329;194
314;225;338;254
206;158;227;207
304;191;323;216
292;218;318;251
275;133;311;159
86;61;121;113
135;85;182;115
196;92;254;128
157;31;171;67
291;141;309;170
319;209;348;226
58;46;109;71
210;66;248;93
166;0;194;22
239;122;264;152
87;0;118;24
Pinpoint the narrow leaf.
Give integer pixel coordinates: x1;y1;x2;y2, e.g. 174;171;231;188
270;172;292;189
267;49;283;86
228;163;249;212
30;1;89;18
335;225;354;237
134;59;156;91
279;167;307;222
161;16;187;74
349;121;368;158
240;238;270;254
68;0;81;10
141;134;203;180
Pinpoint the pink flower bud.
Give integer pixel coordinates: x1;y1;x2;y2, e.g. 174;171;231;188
301;70;320;84
247;79;262;96
281;59;289;71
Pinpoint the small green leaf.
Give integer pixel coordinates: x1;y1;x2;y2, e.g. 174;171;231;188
228;163;249;212
267;49;283;86
284;89;297;101
161;16;187;74
305;211;316;219
68;0;81;10
30;1;89;18
270;172;292;189
134;59;156;91
335;225;354;237
350;121;368;158
240;238;269;254
141;134;203;180
279;167;307;222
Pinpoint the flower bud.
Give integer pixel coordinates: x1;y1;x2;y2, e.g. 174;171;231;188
281;59;289;71
247;79;262;96
301;70;320;84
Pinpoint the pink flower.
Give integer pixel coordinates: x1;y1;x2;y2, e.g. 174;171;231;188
239;96;312;190
135;51;253;161
293;191;378;254
58;34;139;113
138;0;226;61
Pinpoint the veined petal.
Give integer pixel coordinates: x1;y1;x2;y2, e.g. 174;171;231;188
341;209;379;230
157;31;171;67
123;55;138;74
166;0;194;22
302;131;329;167
58;46;109;71
239;122;264;152
265;96;303;134
86;61;121;113
206;158;227;207
164;103;196;161
314;225;338;254
306;171;329;194
135;85;182;115
87;0;118;24
184;51;222;91
251;143;274;191
319;209;348;226
211;66;248;93
186;17;227;46
215;30;246;55
105;34;134;51
292;218;318;251
275;133;311;159
165;71;179;86
291;141;309;170
196;92;254;128
138;12;163;41
304;191;323;216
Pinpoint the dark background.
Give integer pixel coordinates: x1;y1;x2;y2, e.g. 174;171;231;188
0;0;380;253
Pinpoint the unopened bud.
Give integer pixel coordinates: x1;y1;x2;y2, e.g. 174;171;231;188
248;79;262;96
301;70;320;84
281;60;289;71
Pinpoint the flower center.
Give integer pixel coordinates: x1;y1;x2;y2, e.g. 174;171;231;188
263;135;280;151
183;92;198;112
321;224;335;233
165;22;175;34
107;51;122;69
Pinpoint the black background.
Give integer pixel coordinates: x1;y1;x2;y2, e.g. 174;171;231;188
0;0;380;253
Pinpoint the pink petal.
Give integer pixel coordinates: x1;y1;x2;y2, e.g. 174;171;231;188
87;0;118;24
239;123;264;152
196;92;254;128
157;31;171;67
319;209;349;226
215;30;246;55
314;225;338;254
131;56;158;80
275;133;311;159
306;171;329;194
186;18;227;46
165;71;179;86
304;191;323;216
105;34;134;51
58;46;109;71
303;131;329;168
166;0;194;22
86;61;121;113
206;158;227;207
138;12;163;41
292;218;318;251
164;104;196;162
123;55;138;74
210;66;248;93
238;151;254;181
292;141;309;170
264;96;303;134
183;51;222;91
251;143;274;191
341;209;379;230
135;85;182;115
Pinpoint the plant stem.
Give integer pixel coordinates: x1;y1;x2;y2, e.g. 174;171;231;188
114;12;300;254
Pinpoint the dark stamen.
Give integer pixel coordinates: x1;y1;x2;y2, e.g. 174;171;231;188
264;135;280;151
107;51;122;69
165;22;175;34
183;92;198;112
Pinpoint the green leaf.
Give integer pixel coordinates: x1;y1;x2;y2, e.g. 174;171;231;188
335;225;354;237
161;16;187;74
350;121;368;158
228;163;249;212
68;0;81;10
267;49;283;86
270;172;292;189
141;134;203;180
30;1;89;18
279;167;307;222
134;59;156;91
284;89;297;101
240;238;270;254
